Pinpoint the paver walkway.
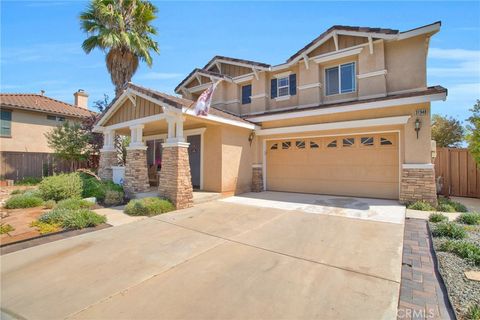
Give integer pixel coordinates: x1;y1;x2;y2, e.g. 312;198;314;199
398;218;455;320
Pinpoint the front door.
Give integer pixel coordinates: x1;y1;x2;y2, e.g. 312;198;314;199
187;135;201;189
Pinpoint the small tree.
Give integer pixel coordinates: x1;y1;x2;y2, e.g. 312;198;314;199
466;100;480;164
431;114;464;147
45;121;90;171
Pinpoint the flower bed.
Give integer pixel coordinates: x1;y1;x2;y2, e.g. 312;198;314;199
429;213;480;319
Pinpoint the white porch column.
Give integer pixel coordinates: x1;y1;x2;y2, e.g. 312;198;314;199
100;129;115;152
175;117;185;143
124;124;149;195
165;113;186;143
128;125;146;149
98;129;117;181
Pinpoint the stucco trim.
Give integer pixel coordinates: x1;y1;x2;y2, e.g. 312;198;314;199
251;94;267;99
357;69;387;79
182;108;257;130
255;116;410;136
313;47;363;64
247;92;447;123
402;164;434;169
298;82;322;90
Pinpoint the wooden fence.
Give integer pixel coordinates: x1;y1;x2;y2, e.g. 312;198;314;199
434;148;480;198
0;152;98;181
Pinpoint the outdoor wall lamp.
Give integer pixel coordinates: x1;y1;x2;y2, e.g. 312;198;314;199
248;130;256;146
414;118;421;139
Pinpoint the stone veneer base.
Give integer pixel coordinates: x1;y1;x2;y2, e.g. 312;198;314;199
98;151;117;181
158;145;193;209
251;167;263;192
123;148;150;196
399;167;437;205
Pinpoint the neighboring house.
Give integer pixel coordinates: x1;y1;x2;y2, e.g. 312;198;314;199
95;21;446;209
0;90;94;179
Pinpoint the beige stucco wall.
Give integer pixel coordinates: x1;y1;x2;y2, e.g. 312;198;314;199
220;126;253;195
184;33;431;117
0;109;79;153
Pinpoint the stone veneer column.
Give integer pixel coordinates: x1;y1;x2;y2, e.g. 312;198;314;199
251;165;263;192
98;150;117;181
123;147;150;197
399;165;437;205
158;142;193;209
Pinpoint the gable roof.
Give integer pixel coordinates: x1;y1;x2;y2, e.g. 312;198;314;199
97;82;254;128
203;55;271;70
174;68;233;93
0;93;94;118
287;25;399;63
175;21;441;92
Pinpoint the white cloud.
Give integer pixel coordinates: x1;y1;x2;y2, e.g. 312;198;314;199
428;47;480;79
136;72;183;80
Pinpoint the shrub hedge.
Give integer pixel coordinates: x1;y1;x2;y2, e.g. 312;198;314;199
439;240;480;266
432;222;467;239
55;198;94;210
5;194;44;209
39;173;83;201
408;201;436;211
37;207;106;230
456;212;480;225
429;213;448;223
124;198;175;216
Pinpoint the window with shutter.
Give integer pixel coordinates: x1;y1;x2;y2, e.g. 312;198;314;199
241;84;252;104
270;79;277;99
289;74;296;96
1;110;12;137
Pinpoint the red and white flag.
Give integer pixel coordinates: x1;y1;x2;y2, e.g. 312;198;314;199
194;81;220;116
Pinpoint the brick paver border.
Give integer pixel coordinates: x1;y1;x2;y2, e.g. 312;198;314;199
398;218;455;320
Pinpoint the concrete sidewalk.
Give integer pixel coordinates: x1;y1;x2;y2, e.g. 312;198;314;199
93;205;144;226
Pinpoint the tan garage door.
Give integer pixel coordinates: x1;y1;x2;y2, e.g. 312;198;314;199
266;133;399;199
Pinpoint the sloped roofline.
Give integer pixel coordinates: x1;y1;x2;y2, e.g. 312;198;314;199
175;21;441;92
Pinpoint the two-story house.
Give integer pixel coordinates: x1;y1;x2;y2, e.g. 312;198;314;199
0;90;94;180
94;21;446;209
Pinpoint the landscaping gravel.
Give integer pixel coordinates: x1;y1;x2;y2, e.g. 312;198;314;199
431;223;480;320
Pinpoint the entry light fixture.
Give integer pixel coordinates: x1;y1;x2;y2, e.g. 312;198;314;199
414;118;421;139
248;130;256;146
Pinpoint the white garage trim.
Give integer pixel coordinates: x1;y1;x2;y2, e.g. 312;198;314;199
255;116;410;136
262;130;402;195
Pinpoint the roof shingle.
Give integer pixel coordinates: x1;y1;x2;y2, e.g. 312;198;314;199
0;93;94;118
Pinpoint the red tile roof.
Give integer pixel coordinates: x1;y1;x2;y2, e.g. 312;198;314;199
0;93;94;118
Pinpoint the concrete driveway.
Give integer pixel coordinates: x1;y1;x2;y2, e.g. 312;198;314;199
1;192;405;320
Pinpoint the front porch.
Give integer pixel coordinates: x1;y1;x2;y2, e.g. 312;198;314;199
94;83;256;209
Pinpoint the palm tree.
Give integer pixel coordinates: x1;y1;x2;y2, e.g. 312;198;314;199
80;0;160;97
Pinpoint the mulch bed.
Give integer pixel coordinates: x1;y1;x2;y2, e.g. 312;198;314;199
0;223;111;255
429;222;480;319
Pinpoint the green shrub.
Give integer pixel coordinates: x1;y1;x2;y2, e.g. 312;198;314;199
61;209;106;230
38;208;70;224
30;221;61;234
124;197;175;216
44;200;56;209
80;173;124;203
56;198;94;210
467;303;480;320
39;173;83;201
429;213;448;223
5;194;44;209
457;212;480;225
407;201;436;211
103;190;124;206
0;224;15;234
11;189;25;195
438;197;468;212
14;177;42;186
439;240;480;266
437;203;456;212
432;222;467;239
38;208;106;230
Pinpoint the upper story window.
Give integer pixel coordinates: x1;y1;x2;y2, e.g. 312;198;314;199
325;62;356;96
277;77;289;97
241;84;252;105
1;109;12;137
47;115;65;122
271;74;296;99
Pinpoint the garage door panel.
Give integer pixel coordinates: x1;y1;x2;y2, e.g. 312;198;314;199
266;133;399;199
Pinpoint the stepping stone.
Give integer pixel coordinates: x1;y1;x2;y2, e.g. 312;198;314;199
465;271;480;282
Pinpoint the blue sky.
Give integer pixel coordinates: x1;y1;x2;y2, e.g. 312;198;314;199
1;1;479;123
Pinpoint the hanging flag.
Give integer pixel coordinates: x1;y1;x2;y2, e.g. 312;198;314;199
194;81;220;116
